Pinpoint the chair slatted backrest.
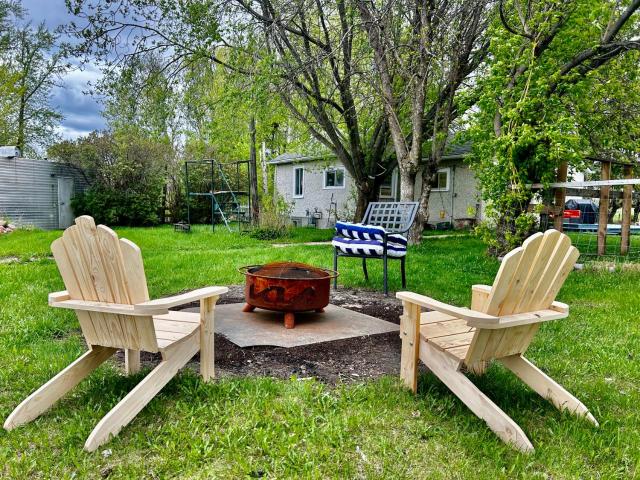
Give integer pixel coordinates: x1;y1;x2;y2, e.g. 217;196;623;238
465;230;579;368
363;202;419;233
51;216;158;352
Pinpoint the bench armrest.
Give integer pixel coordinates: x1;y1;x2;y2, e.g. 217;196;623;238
135;286;228;313
396;291;498;322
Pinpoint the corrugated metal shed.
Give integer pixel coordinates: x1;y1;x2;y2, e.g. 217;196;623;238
0;156;89;230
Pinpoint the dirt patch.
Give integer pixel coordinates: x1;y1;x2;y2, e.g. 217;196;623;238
115;285;409;384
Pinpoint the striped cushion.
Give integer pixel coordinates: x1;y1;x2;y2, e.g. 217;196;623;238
336;221;385;240
335;221;408;246
332;236;407;258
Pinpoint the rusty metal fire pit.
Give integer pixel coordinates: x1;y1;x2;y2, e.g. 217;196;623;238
238;262;338;329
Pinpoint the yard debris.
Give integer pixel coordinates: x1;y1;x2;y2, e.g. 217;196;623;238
356;445;367;462
0;220;16;234
0;256;19;264
101;449;112;458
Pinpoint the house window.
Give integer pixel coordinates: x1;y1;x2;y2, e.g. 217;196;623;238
430;168;450;192
293;167;304;197
323;167;345;189
379;169;397;199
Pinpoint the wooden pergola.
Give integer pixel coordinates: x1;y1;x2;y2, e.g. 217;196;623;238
531;157;640;256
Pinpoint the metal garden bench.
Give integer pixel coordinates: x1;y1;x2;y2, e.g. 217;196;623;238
332;201;419;295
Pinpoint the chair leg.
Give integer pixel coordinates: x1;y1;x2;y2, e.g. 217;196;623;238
200;296;218;382
421;341;534;453
499;354;598;426
383;254;389;295
125;349;141;375
400;301;420;393
333;249;338;289
362;257;368;281
84;334;199;452
4;346;117;430
401;257;406;288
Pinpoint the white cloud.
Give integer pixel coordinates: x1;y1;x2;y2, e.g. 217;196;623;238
52;64;106;140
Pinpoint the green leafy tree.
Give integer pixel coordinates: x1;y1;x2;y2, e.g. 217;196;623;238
0;2;69;155
66;0;395;219
469;0;640;254
48;130;168;226
0;2;22;142
356;0;493;241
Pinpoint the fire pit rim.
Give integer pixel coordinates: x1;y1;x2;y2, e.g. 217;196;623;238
238;262;338;281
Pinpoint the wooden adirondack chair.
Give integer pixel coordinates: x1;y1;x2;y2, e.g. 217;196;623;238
3;216;228;451
397;229;597;452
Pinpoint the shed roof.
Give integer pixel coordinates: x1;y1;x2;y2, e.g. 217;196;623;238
268;153;329;165
269;141;472;166
443;141;471;159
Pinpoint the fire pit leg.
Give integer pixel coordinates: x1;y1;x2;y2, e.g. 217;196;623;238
284;312;295;329
242;303;256;313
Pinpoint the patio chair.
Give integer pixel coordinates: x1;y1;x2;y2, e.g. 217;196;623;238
397;229;597;452
332;202;419;295
3;216;227;451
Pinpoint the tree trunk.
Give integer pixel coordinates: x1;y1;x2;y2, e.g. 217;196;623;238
412;164;438;242
248;116;260;225
16;93;26;153
261;141;268;195
354;178;377;221
398;164;423;243
608;197;620;223
491;192;537;256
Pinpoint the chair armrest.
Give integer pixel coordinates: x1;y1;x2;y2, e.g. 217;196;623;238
397;291;570;329
49;286;229;316
135;286;228;313
49;291;168;316
396;291;498;322
465;305;569;329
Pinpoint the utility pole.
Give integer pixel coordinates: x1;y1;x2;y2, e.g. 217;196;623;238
248;116;260;225
261;141;268;195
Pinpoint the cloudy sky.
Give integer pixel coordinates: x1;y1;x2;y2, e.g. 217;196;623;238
22;0;106;140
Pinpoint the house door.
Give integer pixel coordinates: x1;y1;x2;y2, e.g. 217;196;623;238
57;177;74;228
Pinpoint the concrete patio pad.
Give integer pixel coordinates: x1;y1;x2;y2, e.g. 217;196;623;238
182;303;399;348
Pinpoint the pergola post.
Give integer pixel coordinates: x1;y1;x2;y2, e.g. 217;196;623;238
597;161;611;256
621;164;633;255
553;161;568;232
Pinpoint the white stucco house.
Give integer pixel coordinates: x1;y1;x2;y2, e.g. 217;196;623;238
269;144;484;229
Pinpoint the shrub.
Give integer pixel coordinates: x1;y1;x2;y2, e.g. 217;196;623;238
248;194;292;240
72;185;163;226
248;226;285;240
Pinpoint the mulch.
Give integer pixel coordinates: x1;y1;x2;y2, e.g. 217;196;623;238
115;285;407;384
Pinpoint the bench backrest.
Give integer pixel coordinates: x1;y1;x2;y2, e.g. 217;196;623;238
464;229;579;369
51;216;159;352
362;202;419;233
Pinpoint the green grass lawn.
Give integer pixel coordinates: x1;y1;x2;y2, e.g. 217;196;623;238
0;225;638;478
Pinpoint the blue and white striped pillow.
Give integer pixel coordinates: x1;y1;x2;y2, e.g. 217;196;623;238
335;221;408;246
335;221;386;240
331;237;407;258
